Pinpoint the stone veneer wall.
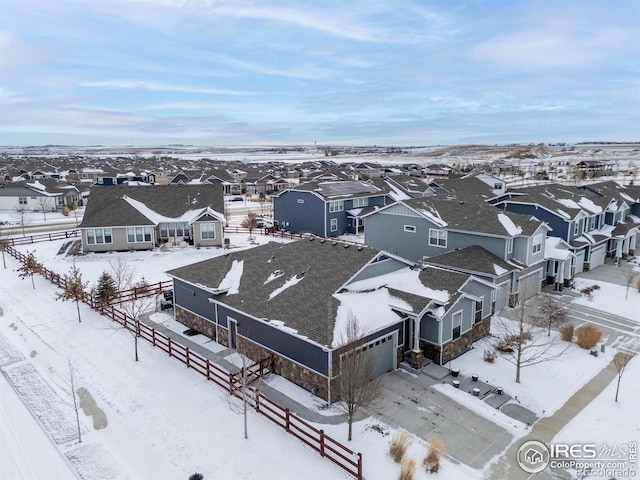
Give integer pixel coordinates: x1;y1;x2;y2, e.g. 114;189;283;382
422;315;491;365
174;307;332;401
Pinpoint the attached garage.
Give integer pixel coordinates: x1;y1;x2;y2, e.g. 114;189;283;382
495;280;511;312
352;332;397;378
519;269;542;301
589;244;606;270
573;250;585;275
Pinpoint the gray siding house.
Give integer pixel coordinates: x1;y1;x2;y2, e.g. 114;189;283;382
0;179;80;211
78;184;225;252
166;238;496;402
273;179;392;237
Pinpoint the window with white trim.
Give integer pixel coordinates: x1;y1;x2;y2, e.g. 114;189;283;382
532;234;542;254
200;223;216;239
330;218;338;232
429;229;447;247
329;200;344;212
506;237;513;254
404;225;416;233
573;220;580;236
86;228;112;245
127;226;152;243
474;299;483;323
352;197;368;208
494;183;503;189
452;311;462;339
18;197;27;205
590;216;595;230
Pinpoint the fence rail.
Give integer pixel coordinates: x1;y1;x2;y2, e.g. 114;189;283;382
4;244;362;479
3;229;80;246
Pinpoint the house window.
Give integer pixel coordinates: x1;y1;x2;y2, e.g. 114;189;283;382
330;218;338;232
590;216;595;230
429;229;447;247
56;197;65;206
475;299;483;323
404;225;416;233
352;197;368;208
494;183;503;189
329;200;344;213
297;199;304;204
506;237;513;254
19;197;27;205
86;228;112;245
532;234;542;254
127;226;152;243
574;220;580;236
201;223;216;239
452;311;462;340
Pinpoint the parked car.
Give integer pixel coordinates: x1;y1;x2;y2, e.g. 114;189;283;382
229;196;244;202
256;217;274;228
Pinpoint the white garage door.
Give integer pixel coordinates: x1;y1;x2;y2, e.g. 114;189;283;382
590;245;606;269
519;270;542;301
574;250;585;274
495;281;511;312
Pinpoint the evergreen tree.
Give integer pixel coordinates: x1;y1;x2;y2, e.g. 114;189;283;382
95;271;117;306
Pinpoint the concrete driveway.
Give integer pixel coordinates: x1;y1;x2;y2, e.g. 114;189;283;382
367;369;514;469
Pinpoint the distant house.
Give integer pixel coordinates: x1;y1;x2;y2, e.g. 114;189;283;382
273;179;393;237
423;164;451;177
0;179;80;211
78;184;225;252
166;238;496;402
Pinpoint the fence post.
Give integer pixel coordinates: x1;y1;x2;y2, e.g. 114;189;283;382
152;328;156;346
186;348;190;368
357;453;362;480
255;393;260;413
285;408;290;432
206;360;211;381
320;430;325;457
168;337;172;357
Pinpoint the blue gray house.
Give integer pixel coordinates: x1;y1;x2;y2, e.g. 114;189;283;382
494;182;640;273
363;197;549;303
166;238;496;402
273;179;393;237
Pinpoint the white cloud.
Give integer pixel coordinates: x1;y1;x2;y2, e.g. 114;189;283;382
79;80;256;96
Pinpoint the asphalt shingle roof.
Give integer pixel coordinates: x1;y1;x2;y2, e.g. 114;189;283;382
78;184;224;228
166;239;379;347
423;246;518;278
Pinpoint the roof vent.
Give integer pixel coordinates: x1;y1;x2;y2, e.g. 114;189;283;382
344;244;349;248
309;237;314;241
357;246;363;251
320;239;326;243
332;241;337;246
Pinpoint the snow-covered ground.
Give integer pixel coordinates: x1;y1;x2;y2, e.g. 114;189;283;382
2;225;639;479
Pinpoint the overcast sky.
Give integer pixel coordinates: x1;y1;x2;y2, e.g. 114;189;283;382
1;0;638;146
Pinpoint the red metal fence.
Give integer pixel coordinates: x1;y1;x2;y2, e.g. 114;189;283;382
5;245;363;479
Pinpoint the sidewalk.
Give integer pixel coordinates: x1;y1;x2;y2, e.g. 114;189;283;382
485;360;617;480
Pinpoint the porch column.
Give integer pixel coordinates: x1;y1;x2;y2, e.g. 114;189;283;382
408;317;423;370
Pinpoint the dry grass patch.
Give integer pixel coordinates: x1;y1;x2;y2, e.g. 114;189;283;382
398;457;416;480
575;324;602;349
389;432;412;463
560;324;575;342
423;437;445;474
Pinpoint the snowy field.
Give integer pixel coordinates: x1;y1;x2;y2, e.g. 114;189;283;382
2;226;639;479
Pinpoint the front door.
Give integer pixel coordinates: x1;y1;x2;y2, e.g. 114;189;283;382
228;318;237;349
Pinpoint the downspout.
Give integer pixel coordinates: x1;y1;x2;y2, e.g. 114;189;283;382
215;302;219;343
327;348;332;404
438;317;443;366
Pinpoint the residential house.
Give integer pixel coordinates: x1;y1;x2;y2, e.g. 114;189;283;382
166;238;496;402
273;179;393;237
0;179;80;211
363;196;549;303
78;184;225;252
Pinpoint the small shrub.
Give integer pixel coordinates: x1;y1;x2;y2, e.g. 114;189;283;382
389;432;412;463
483;349;495;363
398;457;416;480
560;324;575;342
575;324;602;349
61;205;70;216
636;277;640;292
423;437;444;474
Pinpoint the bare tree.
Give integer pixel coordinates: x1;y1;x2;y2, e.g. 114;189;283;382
621;268;637;300
35;197;54;221
68;360;83;443
0;222;9;269
109;257;136;298
17;251;41;289
241;212;258;240
613;349;635;402
56;262;89;323
533;296;569;336
12;207;29;237
494;293;569;383
226;335;270;440
118;277;156;362
335;311;382;441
